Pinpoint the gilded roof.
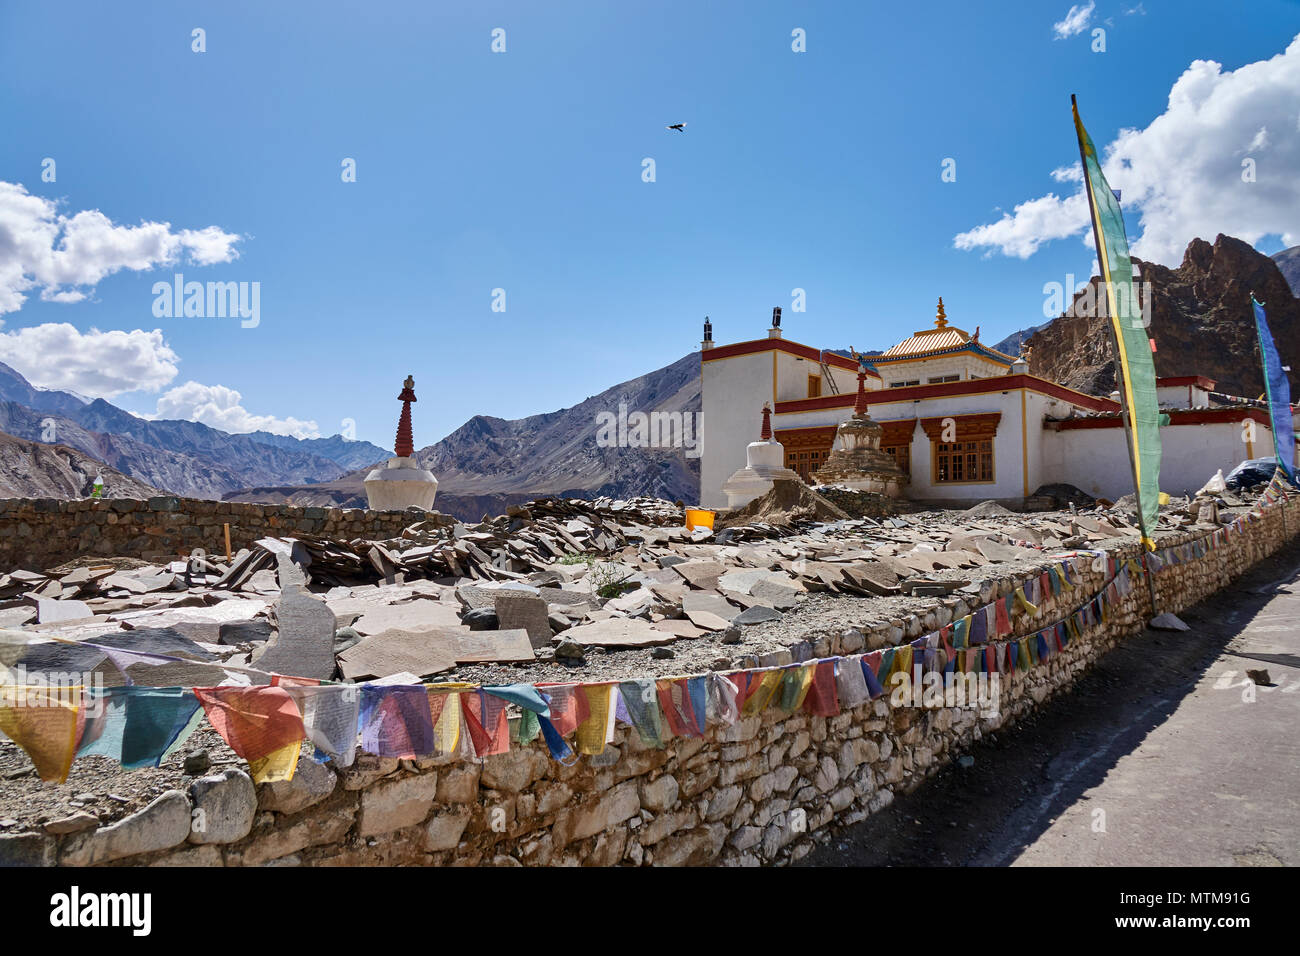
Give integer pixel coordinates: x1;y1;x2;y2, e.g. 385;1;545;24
880;326;969;357
877;298;1017;364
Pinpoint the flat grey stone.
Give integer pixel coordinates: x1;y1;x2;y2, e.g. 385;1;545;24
683;609;731;632
188;768;256;844
453;628;535;664
734;606;783;626
0;832;57;867
0;606;36;628
535;586;592;606
18;627;216;673
650;619;705;639
455;583;538;610
681;591;741;621
337;628;458;680
561;618;675;648
750;579;803;609
717;569;790;595
352;600;463;636
494;592;552;648
252;590;338;680
218;619;272;645
276;552;308;592
672;561;726;590
61;791;191;865
257;758;337;815
36;598;93;624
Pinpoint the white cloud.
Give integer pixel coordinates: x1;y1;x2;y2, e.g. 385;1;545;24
1053;2;1095;40
1051;163;1083;183
0;323;179;398
0;181;243;315
152;381;321;439
955;35;1300;265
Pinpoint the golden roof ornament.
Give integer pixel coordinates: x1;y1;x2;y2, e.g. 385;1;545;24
935;297;948;329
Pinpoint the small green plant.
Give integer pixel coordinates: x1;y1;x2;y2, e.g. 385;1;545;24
588;561;633;599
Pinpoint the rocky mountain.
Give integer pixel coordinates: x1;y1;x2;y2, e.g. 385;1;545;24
1275;245;1300;296
0;362;405;498
68;399;347;487
0;431;157;499
0;363;89;418
1019;234;1300;399
0;401;249;498
0;362;356;496
245;430;392;471
992;322;1049;358
227;352;703;521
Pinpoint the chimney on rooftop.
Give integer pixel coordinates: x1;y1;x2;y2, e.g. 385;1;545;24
769;306;782;339
701;316;714;351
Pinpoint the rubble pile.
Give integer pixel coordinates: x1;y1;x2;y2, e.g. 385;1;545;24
0;491;1196;691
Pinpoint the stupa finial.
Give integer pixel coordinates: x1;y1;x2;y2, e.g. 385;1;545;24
394;375;416;458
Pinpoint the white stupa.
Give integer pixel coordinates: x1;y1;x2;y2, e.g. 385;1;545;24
364;375;439;512
721;403;801;508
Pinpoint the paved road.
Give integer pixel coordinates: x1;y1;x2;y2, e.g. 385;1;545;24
800;539;1300;868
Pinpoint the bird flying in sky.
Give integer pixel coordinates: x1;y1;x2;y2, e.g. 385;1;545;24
666;123;686;132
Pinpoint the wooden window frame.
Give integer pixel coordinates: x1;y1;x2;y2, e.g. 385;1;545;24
931;438;995;485
807;375;822;398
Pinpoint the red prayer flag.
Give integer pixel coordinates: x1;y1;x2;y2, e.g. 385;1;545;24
460;691;509;756
193;685;306;762
802;660;840;716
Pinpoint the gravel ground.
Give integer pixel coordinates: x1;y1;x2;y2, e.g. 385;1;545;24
0;726;243;833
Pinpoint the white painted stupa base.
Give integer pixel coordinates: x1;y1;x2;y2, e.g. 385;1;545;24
364;456;439;512
721;439;800;508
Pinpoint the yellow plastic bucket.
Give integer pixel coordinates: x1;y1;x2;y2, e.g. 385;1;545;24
685;508;715;531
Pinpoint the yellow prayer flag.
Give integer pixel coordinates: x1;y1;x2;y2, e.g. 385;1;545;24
743;670;784;716
247;740;302;784
0;685;81;783
575;684;613;755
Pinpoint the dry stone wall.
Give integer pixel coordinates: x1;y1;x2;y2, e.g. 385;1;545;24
0;496;424;572
5;498;1296;868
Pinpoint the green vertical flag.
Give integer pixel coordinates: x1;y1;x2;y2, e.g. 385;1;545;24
1072;98;1162;549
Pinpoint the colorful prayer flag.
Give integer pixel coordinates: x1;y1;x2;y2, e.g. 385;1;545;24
1073;97;1162;548
1251;295;1296;483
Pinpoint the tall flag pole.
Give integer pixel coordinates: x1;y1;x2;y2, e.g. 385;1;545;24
1250;295;1297;483
1071;95;1163;552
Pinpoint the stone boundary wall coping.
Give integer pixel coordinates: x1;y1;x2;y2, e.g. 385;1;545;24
0;496;430;571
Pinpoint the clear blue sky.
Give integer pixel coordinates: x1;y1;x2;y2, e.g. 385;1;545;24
1;0;1297;448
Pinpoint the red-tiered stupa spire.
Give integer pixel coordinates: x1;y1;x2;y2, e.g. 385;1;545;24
760;402;773;441
394;375;417;458
854;367;869;417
